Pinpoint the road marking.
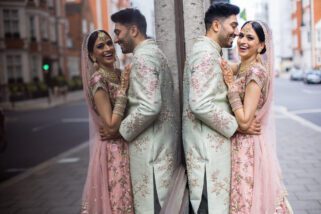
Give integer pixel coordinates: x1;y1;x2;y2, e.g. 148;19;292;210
274;106;321;133
61;118;89;123
6;168;27;173
67;102;86;107
302;89;321;95
290;108;321;114
32;118;88;132
57;157;80;164
32;123;57;132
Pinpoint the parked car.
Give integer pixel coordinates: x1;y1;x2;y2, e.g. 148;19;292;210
303;70;321;84
290;68;304;81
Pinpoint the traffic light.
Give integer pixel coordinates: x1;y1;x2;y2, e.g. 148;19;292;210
42;63;50;71
42;59;51;73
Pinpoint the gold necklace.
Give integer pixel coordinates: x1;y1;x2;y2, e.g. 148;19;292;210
97;67;119;83
238;61;257;74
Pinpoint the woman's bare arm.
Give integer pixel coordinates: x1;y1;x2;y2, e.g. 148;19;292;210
233;81;261;131
94;90;122;136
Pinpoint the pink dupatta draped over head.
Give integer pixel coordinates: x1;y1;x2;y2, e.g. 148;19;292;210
80;30;113;214
250;21;288;213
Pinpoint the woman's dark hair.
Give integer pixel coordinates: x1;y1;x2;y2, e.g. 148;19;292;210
87;30;110;62
242;21;266;54
111;8;147;37
204;3;240;31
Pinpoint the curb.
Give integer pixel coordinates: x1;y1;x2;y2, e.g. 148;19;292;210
0;91;84;111
0;141;89;190
274;105;321;133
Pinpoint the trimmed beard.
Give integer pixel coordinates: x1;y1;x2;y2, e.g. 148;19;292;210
120;33;135;54
218;33;233;48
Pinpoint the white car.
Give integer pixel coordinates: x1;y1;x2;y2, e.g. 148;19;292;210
290;68;304;81
304;70;321;84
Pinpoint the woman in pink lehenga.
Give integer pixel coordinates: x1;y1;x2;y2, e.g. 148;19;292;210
220;21;293;214
80;30;134;214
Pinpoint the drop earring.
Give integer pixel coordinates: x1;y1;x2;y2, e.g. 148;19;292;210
256;49;262;63
93;60;99;70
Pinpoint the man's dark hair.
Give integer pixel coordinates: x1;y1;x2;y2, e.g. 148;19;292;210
111;8;147;37
204;2;240;31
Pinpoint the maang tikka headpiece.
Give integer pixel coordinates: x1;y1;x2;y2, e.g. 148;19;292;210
98;32;108;42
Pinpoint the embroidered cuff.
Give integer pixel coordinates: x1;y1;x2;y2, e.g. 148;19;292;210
227;91;243;112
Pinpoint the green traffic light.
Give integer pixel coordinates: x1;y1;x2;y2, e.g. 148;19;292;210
42;64;50;71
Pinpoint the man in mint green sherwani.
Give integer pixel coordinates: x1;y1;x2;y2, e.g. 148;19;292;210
110;9;181;214
183;3;258;213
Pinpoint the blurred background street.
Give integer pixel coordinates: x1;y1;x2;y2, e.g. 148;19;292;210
1;0;321;213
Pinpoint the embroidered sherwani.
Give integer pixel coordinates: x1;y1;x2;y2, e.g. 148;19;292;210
119;39;179;214
182;36;238;213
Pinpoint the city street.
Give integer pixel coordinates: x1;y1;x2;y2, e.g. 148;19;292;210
0;100;88;182
0;77;320;213
274;78;321;126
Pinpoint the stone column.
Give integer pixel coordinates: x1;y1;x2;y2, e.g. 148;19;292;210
154;0;210;100
182;0;208;57
154;0;180;100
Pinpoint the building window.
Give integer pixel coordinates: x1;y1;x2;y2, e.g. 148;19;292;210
40;0;47;5
302;0;309;7
292;18;297;29
82;19;87;34
292;0;297;13
293;34;298;49
47;0;53;7
67;57;80;77
48;0;54;13
29;16;36;41
67;37;73;48
3;9;20;38
41;19;48;41
49;21;56;42
31;56;39;78
318;29;321;42
6;55;22;82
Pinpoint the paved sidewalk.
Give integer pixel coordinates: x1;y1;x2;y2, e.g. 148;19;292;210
0;143;89;214
0;90;84;111
275;107;321;214
0;108;320;213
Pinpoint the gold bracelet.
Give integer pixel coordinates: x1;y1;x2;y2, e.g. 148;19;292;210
113;95;127;117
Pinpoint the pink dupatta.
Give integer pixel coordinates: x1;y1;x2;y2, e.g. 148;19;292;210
80;30;113;214
250;22;289;213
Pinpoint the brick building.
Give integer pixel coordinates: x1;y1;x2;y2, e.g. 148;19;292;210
0;0;69;85
292;0;321;70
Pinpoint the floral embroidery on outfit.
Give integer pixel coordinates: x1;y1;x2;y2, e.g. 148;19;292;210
229;64;292;214
81;68;134;214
